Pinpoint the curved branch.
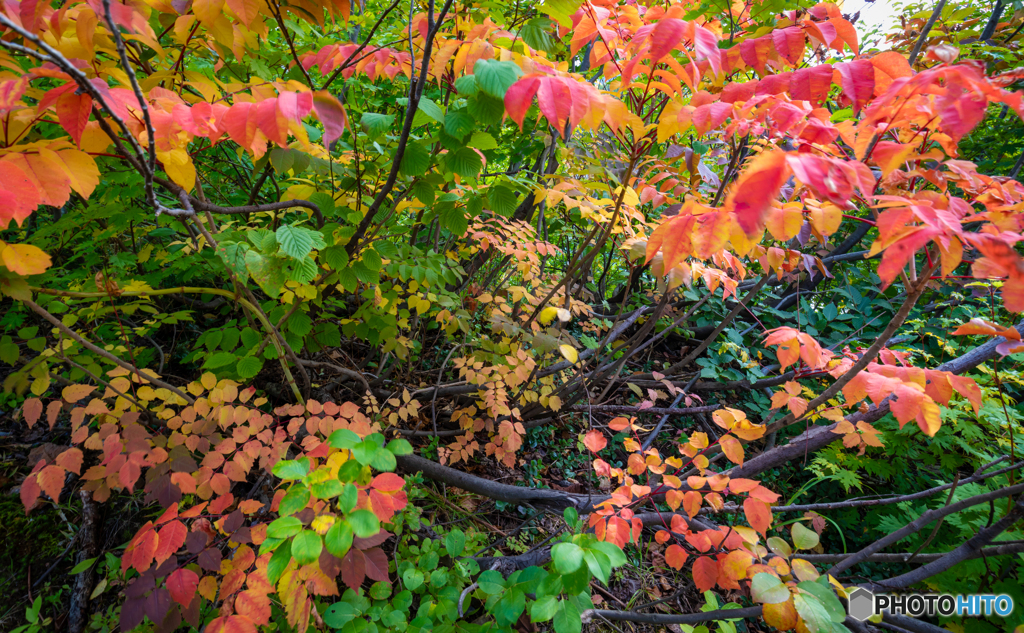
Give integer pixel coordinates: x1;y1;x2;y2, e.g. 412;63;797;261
580;606;763;626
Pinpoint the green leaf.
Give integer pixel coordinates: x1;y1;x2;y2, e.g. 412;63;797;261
360;248;383;271
276;225;316;260
552;598;582;633
287;311;313;337
70;557;98;575
338;483;358;512
447;147;483;178
412;180;435;205
418;98;445;123
272;457;311;481
403;567;424;590
348;509;380;538
488;185;518;216
551;542;584;574
474;59;522;98
204;351;236;369
321;245;349;271
589;541;626;568
361;112;395;137
560;564;590;595
236;356;263;378
279;484;311;516
530;595;559;622
352;438;381;465
468;131;498;150
267;540;292;585
541;0;583;28
370;448;397;472
329;429;362;449
521;17;556;53
325;520;354;558
494;589;526;626
370;581;391;600
0;341;19;365
307;322;341;352
751;573;791;604
218;242;250;284
440;204;468;237
400;141;432;177
387;439;413;455
291;530;323;566
477;569;505;594
799;579;846;622
445;529;467;557
267;516;303;539
468;92;506;125
793;594;833;633
792;523;820;550
324;601;359;628
244;250;286;297
454;74;478;95
444;111;476;140
312;478;344;499
582;549;611;584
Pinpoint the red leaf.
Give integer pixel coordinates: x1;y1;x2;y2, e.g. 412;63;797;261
537;77;572;133
743;498;772;536
836;59;874;112
583;429;607;453
207;615;257;633
363;546;390;582
341;547;366;589
166;568;199;607
740;36;771;74
692;555;718;592
871;51;912;96
505;76;540;128
22;397;42;428
234;589;271;625
648;18;685;63
38;465;65;503
665;544;688;570
56;91;92;147
788;64;833;106
727;149;790;236
313;91;348;147
371;473;405;492
56;448;83;475
693;24;721;77
155;520;188;565
0;161;42;228
772;26;805;66
19;472;41;511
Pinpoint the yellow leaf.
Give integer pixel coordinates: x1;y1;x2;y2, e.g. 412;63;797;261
538;306;559;325
157;149;196;191
559;345;579;364
1;243;52;275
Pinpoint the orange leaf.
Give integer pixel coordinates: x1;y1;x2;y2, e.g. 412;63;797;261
167;567;199;607
692;555;718;592
583;429;607;453
763;599;799;630
2;243;51;276
665;544;689;570
22;397;42;428
744;497;773;536
682;491;703;518
719;434;744;465
155;520;188;565
727;150;791;236
38;465;65;503
666;489;684;511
